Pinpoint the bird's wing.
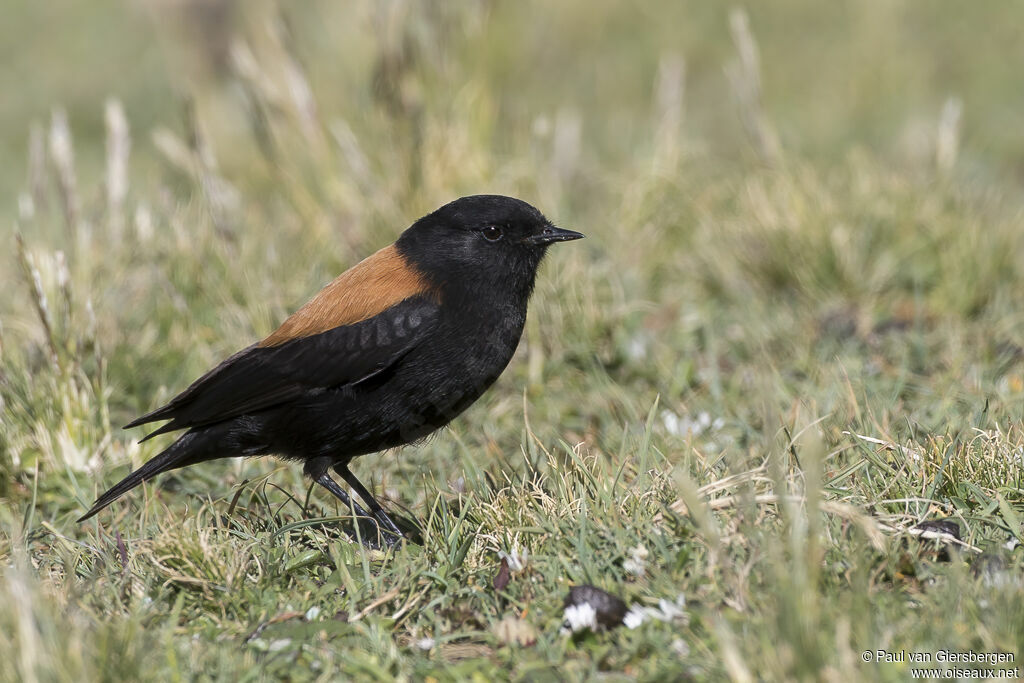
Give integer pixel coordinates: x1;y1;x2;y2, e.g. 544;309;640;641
125;296;440;440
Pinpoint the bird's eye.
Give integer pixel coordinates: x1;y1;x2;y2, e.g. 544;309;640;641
481;225;504;242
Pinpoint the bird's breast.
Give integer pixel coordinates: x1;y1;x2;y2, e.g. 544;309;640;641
420;303;525;388
379;303;527;435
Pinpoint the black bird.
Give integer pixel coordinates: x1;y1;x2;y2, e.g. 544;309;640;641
78;195;583;546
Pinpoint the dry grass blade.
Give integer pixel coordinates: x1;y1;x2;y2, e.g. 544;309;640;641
104;99;130;238
14;234;61;371
726;7;781;164
349;587;401;622
48;108;82;244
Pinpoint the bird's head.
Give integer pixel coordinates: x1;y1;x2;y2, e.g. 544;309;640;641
396;195;584;298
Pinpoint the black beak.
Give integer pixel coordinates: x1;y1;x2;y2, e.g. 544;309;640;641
526;225;586;246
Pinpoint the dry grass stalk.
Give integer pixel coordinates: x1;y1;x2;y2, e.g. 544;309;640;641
936;96;963;174
15;234;61;371
266;14;325;150
104;99;131;239
726;8;782;164
653;52;685;167
48;109;83;244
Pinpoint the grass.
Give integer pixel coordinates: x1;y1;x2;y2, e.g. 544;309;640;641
2;1;1024;680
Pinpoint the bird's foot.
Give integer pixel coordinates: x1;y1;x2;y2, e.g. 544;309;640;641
346;514;407;550
348;512;422;550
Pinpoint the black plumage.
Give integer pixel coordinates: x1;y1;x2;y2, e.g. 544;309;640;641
79;195;584;546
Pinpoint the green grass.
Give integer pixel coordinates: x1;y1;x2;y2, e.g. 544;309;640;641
3;1;1024;680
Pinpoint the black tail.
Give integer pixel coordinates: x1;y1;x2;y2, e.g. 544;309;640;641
78;431;208;522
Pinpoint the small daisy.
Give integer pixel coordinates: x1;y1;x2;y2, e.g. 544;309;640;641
622;605;649;629
414;637;435;651
561;603;598;634
623;544;649;577
623;594;687;629
662;410;724;438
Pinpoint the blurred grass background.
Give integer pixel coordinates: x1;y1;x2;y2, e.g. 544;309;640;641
2;1;1024;680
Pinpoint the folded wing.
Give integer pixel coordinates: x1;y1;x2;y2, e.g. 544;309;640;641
126;296;439;440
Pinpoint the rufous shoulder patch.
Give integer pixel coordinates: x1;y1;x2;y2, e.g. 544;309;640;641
260;244;437;347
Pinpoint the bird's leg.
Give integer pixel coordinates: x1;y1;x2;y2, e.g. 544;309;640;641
333;464;405;542
313;472;378;536
316;470;402;548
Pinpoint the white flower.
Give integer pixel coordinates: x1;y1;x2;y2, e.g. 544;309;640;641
498;546;529;573
661;410;724;438
623;544;649;577
305;606;321;621
661;410;683;436
623;594;687;629
561;603;598;634
414;637;435;651
652;596;686;622
622;559;645;576
623;605;649;629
